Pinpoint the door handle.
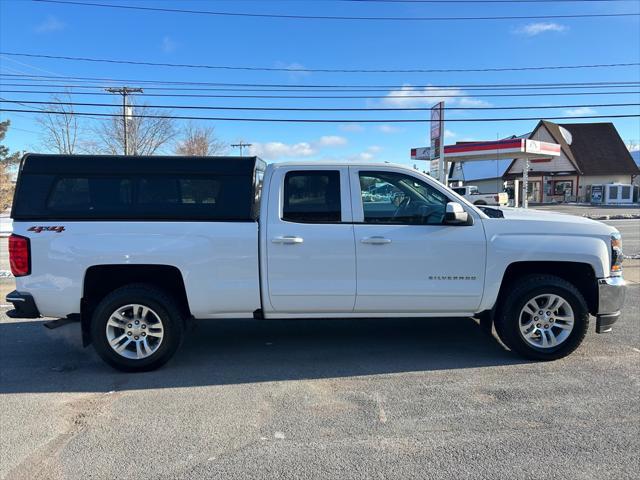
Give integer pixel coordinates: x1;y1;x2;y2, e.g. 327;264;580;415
361;236;392;245
272;235;304;244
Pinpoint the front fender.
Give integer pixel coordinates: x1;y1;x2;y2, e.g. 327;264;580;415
479;233;609;312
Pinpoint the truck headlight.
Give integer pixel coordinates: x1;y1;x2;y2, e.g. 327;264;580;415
611;232;623;276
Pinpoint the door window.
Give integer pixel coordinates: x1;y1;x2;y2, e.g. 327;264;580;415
359;171;448;225
283;170;341;223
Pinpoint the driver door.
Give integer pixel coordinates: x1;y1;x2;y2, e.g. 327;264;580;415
349;167;486;314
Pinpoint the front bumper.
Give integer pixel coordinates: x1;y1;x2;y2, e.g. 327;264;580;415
5;290;41;319
595;276;626;333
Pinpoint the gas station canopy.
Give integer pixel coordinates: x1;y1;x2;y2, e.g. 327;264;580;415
443;138;560;162
411;138;560;163
410;137;562;208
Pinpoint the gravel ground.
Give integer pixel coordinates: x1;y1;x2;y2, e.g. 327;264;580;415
1;286;638;480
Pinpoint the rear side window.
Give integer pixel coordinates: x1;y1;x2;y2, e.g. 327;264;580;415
41;175;251;220
48;178;132;213
283;170;341;223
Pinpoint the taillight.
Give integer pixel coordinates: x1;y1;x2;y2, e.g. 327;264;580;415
494;195;499;201
9;234;31;277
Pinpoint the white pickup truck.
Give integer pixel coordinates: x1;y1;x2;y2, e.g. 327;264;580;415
7;154;626;371
451;185;509;206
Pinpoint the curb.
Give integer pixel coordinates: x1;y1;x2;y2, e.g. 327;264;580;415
583;214;640;220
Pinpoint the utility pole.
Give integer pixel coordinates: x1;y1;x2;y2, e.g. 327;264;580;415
231;141;252;157
105;87;143;155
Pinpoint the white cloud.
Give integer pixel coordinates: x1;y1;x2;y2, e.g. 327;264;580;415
249;141;316;160
276;62;311;82
564;106;596;116
382;84;490;109
340;123;365;133
317;135;348;147
348;145;382;162
248;135;347;160
444;129;457;139
377;125;404;134
458;97;490;108
162;36;177;53
515;22;567;37
34;16;65;34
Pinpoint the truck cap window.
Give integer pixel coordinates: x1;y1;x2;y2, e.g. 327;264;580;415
40;175;250;220
359;171;448;225
283;171;341;223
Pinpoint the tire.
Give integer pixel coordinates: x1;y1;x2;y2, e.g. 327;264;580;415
474;200;487;206
90;284;184;372
495;274;589;361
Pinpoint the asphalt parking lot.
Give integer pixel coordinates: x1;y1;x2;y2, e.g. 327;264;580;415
1;219;639;479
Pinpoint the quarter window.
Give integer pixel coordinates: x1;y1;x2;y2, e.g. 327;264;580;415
359;171;448;225
283;171;341;223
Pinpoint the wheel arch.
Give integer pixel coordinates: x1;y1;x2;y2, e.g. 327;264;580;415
81;264;191;346
494;261;598;320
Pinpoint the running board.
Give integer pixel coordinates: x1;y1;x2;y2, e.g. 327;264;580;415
44;315;80;330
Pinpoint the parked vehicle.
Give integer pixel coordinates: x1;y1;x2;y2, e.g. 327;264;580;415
7;154;626;371
452;185;508;206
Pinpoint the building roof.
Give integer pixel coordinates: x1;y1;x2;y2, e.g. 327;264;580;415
538;121;639;176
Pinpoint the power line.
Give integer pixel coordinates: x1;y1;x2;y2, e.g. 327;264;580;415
32;0;640;21
2;52;638;74
2;107;638;122
1;88;639;99
2;72;639;89
3;81;640;93
3;98;639;112
334;0;639;2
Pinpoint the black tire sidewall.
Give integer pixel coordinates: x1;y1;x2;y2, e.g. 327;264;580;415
499;277;589;360
91;286;183;372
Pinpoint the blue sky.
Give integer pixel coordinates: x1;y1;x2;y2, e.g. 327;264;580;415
1;0;639;167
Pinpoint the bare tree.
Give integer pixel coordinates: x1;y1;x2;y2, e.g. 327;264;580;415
95;104;177;155
0;120;22;210
175;123;226;156
35;93;80;154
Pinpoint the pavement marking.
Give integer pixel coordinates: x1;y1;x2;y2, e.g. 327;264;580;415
375;393;387;424
274;431;285;440
632;348;640;354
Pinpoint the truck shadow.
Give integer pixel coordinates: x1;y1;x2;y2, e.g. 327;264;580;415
0;316;529;394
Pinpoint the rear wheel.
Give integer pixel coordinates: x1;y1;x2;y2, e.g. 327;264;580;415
495;275;589;360
473;200;487;206
91;284;184;372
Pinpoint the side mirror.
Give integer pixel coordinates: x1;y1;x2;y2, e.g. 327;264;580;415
445;202;469;225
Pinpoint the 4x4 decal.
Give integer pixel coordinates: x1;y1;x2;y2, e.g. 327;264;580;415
28;226;65;233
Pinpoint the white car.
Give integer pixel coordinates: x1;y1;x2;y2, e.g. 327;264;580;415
452;185;509;206
7;154;626;371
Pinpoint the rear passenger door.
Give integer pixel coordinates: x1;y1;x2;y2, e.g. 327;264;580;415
265;167;356;314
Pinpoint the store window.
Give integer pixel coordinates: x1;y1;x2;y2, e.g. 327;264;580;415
553;180;573;196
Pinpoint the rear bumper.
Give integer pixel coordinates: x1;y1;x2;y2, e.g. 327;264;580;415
5;290;40;319
595;276;626;333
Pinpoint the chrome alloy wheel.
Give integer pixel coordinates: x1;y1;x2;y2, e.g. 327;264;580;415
518;294;575;349
105;304;164;360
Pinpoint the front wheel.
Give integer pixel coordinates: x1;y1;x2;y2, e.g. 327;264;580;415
495;275;589;361
91;284;184;372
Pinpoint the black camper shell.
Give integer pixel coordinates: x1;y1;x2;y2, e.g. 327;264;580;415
11;154;266;222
